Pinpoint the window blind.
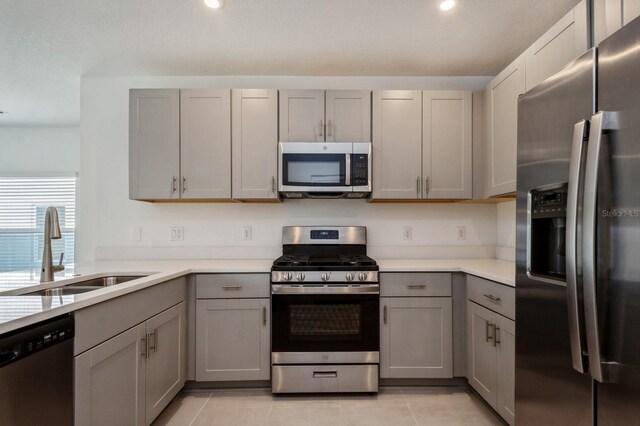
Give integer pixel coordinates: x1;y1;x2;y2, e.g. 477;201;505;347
0;177;76;274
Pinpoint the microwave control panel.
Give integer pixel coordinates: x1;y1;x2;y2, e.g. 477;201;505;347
351;154;369;186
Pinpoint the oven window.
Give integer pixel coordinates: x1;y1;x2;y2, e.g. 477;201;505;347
290;304;361;339
282;154;346;186
271;294;379;353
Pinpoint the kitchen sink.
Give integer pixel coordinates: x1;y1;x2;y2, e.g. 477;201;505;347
22;275;147;296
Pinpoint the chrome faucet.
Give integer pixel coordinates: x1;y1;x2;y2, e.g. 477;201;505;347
40;206;65;282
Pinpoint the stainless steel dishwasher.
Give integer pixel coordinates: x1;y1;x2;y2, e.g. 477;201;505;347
0;314;74;426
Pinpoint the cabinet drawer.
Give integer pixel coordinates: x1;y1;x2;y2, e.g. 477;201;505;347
196;274;270;299
467;275;515;320
380;273;451;297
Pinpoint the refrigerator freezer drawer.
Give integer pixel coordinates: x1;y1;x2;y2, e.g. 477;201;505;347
467;276;515;320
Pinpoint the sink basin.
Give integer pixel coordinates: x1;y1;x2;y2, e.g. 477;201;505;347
22;275;147;296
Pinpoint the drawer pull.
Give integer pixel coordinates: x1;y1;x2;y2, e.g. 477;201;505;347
222;285;242;290
313;371;338;379
407;284;426;289
483;294;501;303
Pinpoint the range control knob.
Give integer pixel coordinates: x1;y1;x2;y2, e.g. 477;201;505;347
345;272;354;282
321;272;330;282
296;273;305;282
283;272;293;282
358;272;368;282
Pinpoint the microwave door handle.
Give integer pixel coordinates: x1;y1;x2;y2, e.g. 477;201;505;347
583;111;616;383
566;119;589;374
345;154;351;186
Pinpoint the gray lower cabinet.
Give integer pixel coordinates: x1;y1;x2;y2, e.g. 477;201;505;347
75;302;186;426
380;297;453;378
467;300;515;425
195;298;270;381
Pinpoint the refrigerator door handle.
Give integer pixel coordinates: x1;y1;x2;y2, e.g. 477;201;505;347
583;111;617;383
566;119;589;374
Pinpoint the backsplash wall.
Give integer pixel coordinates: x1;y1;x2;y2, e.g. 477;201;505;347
78;75;497;262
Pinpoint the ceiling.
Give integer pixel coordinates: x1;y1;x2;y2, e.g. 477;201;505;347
0;0;580;126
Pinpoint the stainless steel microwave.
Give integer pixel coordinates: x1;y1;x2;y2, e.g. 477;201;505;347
278;142;372;199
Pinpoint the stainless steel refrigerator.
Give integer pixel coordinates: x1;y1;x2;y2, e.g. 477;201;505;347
516;16;640;426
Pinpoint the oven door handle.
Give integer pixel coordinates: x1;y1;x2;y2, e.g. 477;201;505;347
271;284;380;295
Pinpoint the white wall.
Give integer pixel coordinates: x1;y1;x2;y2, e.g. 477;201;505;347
496;200;516;262
79;75;497;262
0;126;80;174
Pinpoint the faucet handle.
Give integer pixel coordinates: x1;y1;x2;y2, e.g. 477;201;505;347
53;252;65;273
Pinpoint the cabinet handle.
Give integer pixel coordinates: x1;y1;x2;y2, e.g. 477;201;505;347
151;328;158;353
416;177;421;197
319;120;324;137
407;284;426;289
327;120;333;137
182;176;187;192
171;176;177;193
222;285;242;290
263;307;267;326
483;294;501;303
425;177;430;194
383;305;387;324
485;321;494;343
141;335;149;359
271;176;276;193
494;325;501;347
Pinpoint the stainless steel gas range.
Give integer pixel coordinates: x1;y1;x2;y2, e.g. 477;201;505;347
270;226;379;393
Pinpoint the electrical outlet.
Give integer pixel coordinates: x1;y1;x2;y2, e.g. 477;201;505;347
170;226;184;241
403;226;413;241
241;226;252;240
457;226;466;241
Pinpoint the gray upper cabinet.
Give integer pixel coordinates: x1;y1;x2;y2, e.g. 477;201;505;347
525;0;589;91
485;54;525;197
180;89;231;199
232;89;278;200
594;0;640;44
129;89;231;201
279;90;325;142
372;90;423;199
129;89;180;200
325;90;371;142
279;89;371;143
423;91;472;199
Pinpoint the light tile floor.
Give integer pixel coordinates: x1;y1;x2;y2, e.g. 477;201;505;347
153;388;507;426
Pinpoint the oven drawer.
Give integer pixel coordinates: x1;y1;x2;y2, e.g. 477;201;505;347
196;274;270;299
272;365;378;393
380;273;451;297
467;275;515;320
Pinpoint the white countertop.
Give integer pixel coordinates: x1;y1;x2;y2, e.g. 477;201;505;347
0;258;514;335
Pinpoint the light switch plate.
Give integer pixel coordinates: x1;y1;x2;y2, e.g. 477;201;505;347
170;226;184;241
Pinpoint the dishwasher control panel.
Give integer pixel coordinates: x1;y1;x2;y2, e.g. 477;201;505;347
0;314;74;367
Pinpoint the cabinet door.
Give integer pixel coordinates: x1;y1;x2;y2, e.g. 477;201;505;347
75;323;146;426
525;0;589;91
145;302;186;425
279;90;325;142
129;89;180;200
372;90;423;199
624;0;640;23
467;301;498;406
496;316;516;426
380;297;453;378
232;89;278;200
325;90;371;142
180;89;231;199
196;298;270;381
486;54;525;196
422;91;472;199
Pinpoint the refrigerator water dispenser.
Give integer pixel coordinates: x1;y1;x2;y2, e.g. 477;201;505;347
527;184;568;282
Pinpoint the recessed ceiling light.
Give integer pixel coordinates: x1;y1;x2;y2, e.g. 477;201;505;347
439;0;456;11
204;0;224;9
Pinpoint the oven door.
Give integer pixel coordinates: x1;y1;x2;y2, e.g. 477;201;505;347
271;287;379;362
279;142;352;192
